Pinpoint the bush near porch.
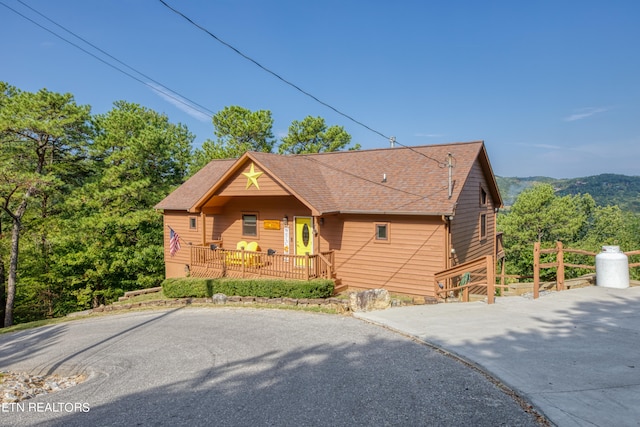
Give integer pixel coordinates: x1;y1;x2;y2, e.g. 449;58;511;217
162;277;334;299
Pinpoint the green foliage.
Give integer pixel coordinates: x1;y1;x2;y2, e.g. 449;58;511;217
162;277;335;299
51;101;193;311
190;108;357;175
498;183;640;280
278;116;359;154
190;106;274;173
0;82;92;326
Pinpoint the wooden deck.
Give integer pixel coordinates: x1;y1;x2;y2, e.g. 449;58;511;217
189;246;335;281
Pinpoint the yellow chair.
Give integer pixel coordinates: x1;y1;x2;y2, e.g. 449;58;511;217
246;241;260;252
245;242;262;266
227;241;248;265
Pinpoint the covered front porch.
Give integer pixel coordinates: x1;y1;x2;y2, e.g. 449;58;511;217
188;244;336;281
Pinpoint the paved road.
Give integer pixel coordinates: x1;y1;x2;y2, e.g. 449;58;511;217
356;286;640;427
0;308;540;426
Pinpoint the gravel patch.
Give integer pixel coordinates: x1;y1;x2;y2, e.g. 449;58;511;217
0;371;86;403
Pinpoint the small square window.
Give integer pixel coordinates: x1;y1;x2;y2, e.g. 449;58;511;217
375;223;388;241
189;217;197;230
243;214;257;236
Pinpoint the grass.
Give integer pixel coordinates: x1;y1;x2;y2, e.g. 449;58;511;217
112;290;168;305
1;289;343;334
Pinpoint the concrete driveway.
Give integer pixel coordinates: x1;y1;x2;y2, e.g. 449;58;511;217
356;286;640;427
0;307;540;426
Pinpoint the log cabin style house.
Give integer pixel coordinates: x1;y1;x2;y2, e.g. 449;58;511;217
155;141;503;297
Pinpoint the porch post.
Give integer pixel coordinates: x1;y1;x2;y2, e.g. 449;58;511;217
201;212;206;245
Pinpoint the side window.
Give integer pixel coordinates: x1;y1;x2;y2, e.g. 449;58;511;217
242;214;258;237
375;223;389;242
189;216;197;230
479;213;487;240
480;187;488;206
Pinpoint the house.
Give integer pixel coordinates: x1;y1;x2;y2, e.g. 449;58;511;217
154;141;503;297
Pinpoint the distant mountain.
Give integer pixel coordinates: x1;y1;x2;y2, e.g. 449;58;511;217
496;174;640;213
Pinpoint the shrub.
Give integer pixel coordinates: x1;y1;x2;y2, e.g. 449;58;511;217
161;277;334;299
162;278;214;298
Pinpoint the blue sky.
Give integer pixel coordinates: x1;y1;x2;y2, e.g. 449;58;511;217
2;0;639;178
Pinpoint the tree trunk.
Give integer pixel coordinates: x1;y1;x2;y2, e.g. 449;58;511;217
0;255;5;328
4;217;20;327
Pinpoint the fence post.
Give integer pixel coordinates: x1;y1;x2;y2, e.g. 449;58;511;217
555;241;564;291
533;242;540;299
486;255;495;304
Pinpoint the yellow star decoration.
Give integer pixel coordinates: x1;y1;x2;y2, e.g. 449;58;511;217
242;163;263;190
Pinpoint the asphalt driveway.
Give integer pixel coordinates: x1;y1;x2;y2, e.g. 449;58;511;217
0;308;541;426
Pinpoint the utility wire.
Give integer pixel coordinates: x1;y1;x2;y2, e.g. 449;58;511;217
157;0;387;139
3;0;451;168
157;0;449;167
2;0;215;120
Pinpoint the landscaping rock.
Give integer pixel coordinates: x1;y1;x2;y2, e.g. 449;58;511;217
212;293;228;304
348;289;391;312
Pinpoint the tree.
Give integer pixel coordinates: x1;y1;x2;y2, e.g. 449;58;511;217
54;101;193;309
278;116;359;154
0;82;91;326
497;184;590;277
191;106;274;173
498;183;640;280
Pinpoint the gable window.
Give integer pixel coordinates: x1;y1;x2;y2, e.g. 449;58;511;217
375;223;390;242
480;187;488;206
242;214;258;237
189;216;197;230
479;213;487;241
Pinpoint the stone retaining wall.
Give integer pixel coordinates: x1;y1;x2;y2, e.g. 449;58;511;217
77;289;416;316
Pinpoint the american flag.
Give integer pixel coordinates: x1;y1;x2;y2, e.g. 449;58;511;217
169;227;181;256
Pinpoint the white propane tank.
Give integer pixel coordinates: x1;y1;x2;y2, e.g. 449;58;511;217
595;246;629;289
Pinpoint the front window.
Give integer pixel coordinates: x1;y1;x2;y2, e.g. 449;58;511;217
479;213;487;240
243;214;257;236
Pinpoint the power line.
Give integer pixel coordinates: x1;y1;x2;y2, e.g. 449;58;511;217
157;0;449;167
4;0;452;168
157;0;388;138
1;0;215;120
300;154;449;205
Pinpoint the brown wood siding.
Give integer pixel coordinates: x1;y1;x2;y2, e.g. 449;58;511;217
321;214;445;296
217;163;289;197
450;160;497;265
163;211;204;277
213;196;310;253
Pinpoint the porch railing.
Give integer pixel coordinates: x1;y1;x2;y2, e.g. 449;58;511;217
434;255;496;304
190;246;335;280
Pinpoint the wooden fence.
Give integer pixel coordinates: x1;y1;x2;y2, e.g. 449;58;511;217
533;241;640;299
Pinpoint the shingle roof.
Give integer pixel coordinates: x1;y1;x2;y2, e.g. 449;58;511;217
154;158;236;210
155;141;502;215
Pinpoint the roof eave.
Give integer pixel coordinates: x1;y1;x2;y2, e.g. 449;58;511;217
320;209;455;217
